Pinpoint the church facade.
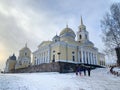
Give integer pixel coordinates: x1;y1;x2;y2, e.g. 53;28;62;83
33;18;105;66
15;44;31;69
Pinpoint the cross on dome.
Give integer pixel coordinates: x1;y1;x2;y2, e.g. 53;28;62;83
25;43;27;47
81;16;83;25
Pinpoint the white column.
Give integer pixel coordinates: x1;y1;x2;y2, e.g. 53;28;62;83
42;53;43;63
47;49;50;63
46;51;48;63
95;54;97;65
86;51;88;64
40;52;41;64
92;54;94;64
78;51;80;63
94;54;96;65
38;54;39;65
93;54;95;65
43;52;44;63
88;52;90;64
81;49;84;63
84;51;86;64
91;53;93;64
44;52;45;63
87;52;89;64
39;59;40;65
46;51;47;63
79;51;81;63
48;50;49;63
89;52;91;64
45;51;47;63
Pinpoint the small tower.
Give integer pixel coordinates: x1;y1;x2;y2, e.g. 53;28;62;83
77;16;89;43
52;34;60;42
15;44;31;69
4;54;17;73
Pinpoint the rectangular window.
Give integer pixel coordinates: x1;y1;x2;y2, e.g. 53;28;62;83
72;56;75;61
53;55;55;62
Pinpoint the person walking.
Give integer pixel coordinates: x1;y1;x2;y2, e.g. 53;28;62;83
75;65;79;75
79;66;82;76
87;67;91;76
83;67;86;76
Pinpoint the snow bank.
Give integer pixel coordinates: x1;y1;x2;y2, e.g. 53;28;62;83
0;68;120;90
113;67;120;73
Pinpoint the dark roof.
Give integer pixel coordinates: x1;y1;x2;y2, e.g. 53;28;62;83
9;54;16;60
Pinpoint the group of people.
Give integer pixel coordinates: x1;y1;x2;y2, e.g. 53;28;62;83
75;65;91;76
110;66;120;76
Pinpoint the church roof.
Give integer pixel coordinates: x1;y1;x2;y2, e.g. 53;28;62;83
9;54;16;60
52;34;60;39
60;25;75;37
20;44;31;52
79;16;86;30
38;41;52;48
83;40;94;47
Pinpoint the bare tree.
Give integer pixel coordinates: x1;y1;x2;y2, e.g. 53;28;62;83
101;3;120;65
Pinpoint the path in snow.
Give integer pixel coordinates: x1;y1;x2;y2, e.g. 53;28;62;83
0;68;120;90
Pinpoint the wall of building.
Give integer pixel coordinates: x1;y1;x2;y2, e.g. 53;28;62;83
5;59;16;72
98;53;105;66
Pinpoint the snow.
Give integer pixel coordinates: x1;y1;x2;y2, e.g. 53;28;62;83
113;67;120;73
0;68;120;90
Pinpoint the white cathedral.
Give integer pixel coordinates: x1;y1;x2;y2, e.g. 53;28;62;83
5;17;105;73
33;17;105;66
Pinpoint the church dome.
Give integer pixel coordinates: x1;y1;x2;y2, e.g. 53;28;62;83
9;54;16;60
20;44;31;52
52;34;60;42
60;25;76;39
52;34;60;40
19;44;31;58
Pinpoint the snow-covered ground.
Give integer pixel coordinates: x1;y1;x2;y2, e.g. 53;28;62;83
113;67;120;73
0;68;120;90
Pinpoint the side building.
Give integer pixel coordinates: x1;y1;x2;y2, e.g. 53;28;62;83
4;54;16;73
4;44;31;73
15;44;31;69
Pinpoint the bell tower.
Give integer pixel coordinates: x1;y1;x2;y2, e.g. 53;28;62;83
77;16;89;43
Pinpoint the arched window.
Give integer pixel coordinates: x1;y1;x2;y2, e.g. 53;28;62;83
85;34;87;39
72;51;75;54
55;39;57;42
72;56;75;61
25;52;27;56
53;55;55;62
72;51;75;61
79;35;82;39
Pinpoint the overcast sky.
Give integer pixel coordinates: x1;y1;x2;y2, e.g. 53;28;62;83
0;0;119;70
